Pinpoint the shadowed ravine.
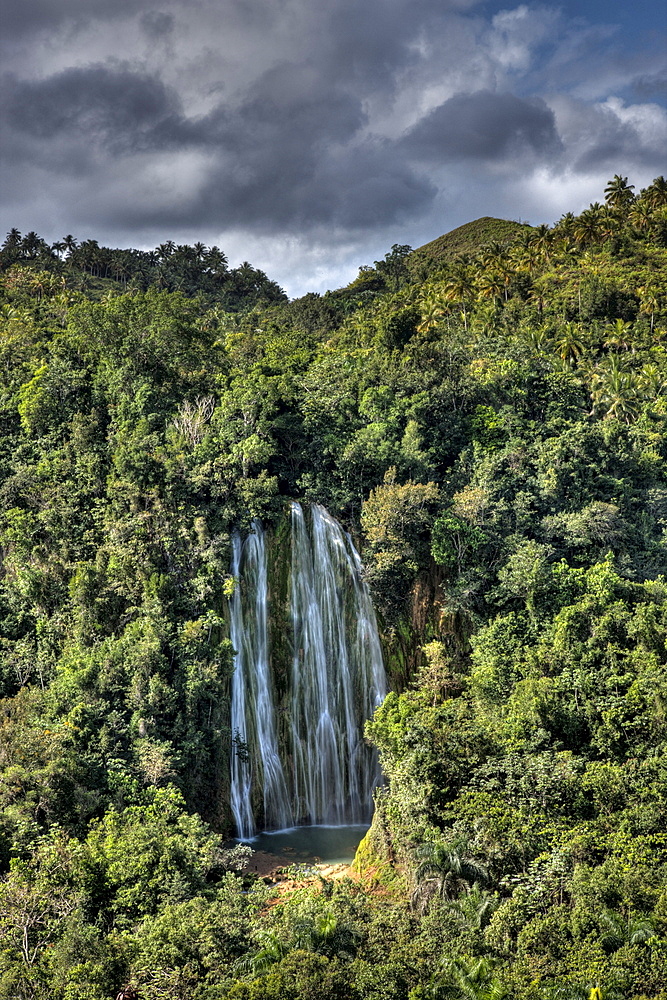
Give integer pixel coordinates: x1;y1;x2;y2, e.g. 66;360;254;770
229;503;386;839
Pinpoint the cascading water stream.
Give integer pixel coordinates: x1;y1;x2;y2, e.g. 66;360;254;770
228;534;254;840
229;504;386;837
229;521;291;839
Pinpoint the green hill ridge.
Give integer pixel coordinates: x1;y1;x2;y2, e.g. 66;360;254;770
409;215;533;271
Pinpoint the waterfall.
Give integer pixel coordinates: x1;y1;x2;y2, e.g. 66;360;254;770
229;504;386;836
229;534;254;839
229;521;291;839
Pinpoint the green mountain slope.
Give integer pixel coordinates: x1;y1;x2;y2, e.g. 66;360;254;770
409;215;533;272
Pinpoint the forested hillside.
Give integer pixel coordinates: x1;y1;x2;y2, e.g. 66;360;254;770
1;174;667;999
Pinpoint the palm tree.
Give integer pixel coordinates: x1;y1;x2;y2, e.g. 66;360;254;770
598;205;619;239
477;241;504;270
639;362;666;397
628;200;653;232
157;240;176;259
529;223;554;262
412;841;488;911
445;885;499;930
61;235;78;259
417;292;447;334
497;259;515;301
604;174;635;211
435;956;510;1000
477;271;504;307
574;205;605;247
643;175;667;209
527;285;548;318
443;263;475;331
205;245;228;274
28;271;48;300
598;907;656;952
638;284;661;333
3;228;22;249
555;322;585;366
242;930;288;973
520;326;554;353
603;318;634;353
21;231;45;259
111;257;130;288
512;230;541;274
74;239;101;275
554;212;577;239
470;302;499;342
591;357;642;423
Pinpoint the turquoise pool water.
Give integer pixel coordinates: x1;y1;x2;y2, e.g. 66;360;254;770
240;824;369;866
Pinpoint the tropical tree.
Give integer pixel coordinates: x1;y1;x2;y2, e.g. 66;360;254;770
604;174;635;211
205;245;228;273
591;356;642;422
638;284;662;333
603;318;634;353
628;199;653;232
515;326;554;355
61;234;78;256
445;885;499;930
434;956;510;1000
443;263;476;331
417;292;448;334
554;212;577;239
643;174;667;209
555;322;585;367
598;907;656;952
158;240;176;259
411;841;488;911
3;228;22;249
20;232;48;259
574;205;605;247
529;223;555;262
477;271;504;307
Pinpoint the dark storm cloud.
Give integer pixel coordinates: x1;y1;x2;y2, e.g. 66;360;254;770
112;136;436;233
0;0;145;40
573;122;665;174
318;0;450;92
0;54;433;234
205;60;367;154
4;66;182;152
140;10;175;39
403;91;562;162
90;68;435;233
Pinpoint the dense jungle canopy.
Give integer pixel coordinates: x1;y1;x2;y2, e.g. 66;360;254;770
1;174;667;999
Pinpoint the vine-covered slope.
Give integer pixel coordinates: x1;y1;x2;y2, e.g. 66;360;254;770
0;174;666;999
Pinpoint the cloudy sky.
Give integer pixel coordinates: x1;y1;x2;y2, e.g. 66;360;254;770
1;0;665;296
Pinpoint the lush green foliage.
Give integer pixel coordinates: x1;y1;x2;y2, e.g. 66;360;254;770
0;231;286;309
1;175;667;998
